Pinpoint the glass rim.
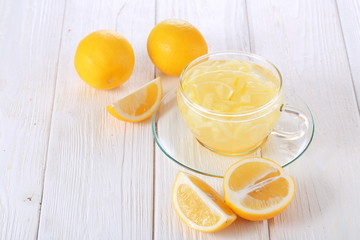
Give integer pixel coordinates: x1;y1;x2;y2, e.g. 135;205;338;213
178;51;283;117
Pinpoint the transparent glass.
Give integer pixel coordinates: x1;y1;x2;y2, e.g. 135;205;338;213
152;51;315;177
177;52;284;155
152;90;314;177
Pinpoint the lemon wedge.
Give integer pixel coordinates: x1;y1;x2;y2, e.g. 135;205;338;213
172;171;237;232
106;77;162;122
223;157;296;221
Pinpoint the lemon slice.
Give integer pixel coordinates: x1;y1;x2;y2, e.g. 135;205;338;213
172;171;237;232
223;157;296;221
106;77;162;122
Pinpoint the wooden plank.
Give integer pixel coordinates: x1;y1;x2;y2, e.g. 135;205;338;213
337;0;360;108
37;0;155;239
0;0;65;239
247;0;360;239
153;1;270;239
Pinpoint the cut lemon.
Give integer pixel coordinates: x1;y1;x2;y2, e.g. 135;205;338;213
172;171;237;232
223;157;296;221
106;77;162;122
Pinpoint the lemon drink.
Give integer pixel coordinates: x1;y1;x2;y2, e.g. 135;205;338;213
177;58;283;154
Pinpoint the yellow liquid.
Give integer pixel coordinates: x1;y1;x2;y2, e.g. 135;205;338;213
177;59;283;154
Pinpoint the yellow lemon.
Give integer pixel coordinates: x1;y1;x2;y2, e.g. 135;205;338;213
106;77;162;122
74;30;134;90
223;157;296;221
172;171;237;232
147;19;208;76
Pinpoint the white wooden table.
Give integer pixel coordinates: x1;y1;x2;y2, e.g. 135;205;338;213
1;0;360;239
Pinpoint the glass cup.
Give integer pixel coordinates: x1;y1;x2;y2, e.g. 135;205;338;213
177;52;305;155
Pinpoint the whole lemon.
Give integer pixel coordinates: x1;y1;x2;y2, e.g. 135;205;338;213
147;19;208;77
74;30;135;90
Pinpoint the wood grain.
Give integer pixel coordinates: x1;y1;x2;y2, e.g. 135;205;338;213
337;0;360;108
247;0;360;239
37;0;155;239
0;0;65;239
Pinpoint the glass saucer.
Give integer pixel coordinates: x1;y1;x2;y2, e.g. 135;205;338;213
152;89;314;178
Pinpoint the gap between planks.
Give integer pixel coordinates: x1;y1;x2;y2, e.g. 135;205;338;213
35;0;68;239
152;1;158;239
334;0;360;117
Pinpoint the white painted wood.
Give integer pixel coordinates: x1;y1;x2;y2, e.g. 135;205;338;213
247;0;360;239
337;0;360;107
37;0;155;239
153;1;270;239
1;0;360;239
0;0;65;239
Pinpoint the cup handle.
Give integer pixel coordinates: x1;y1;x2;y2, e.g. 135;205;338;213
271;104;310;140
